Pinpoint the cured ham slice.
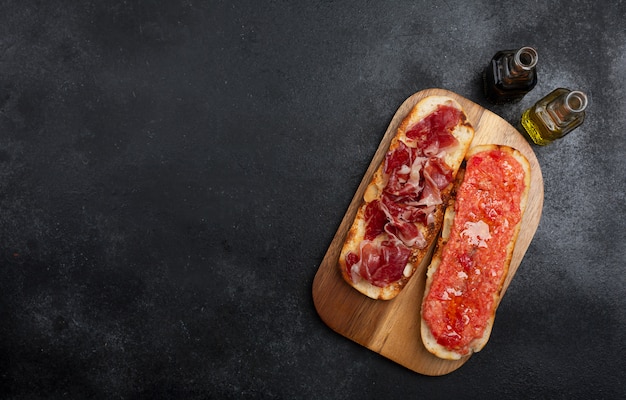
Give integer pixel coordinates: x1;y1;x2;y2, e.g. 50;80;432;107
405;105;461;155
345;240;412;288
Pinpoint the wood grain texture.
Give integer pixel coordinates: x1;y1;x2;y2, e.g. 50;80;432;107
312;88;544;376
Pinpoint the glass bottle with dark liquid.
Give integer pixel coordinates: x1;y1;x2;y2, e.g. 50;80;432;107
521;88;588;145
484;46;538;103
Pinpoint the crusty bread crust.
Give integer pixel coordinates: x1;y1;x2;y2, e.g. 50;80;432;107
420;144;531;359
339;96;475;300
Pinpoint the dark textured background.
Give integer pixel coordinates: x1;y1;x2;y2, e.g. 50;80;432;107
1;1;625;398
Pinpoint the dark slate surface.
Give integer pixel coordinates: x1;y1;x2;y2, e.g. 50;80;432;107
1;1;625;399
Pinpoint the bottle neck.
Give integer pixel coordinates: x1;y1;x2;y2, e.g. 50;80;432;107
508;47;538;76
547;90;587;127
565;91;588;112
550;90;588;125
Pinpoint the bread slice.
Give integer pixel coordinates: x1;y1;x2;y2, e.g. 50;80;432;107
420;144;531;359
339;96;475;300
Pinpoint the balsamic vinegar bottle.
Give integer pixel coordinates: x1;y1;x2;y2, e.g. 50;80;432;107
484;46;538;103
521;88;588;145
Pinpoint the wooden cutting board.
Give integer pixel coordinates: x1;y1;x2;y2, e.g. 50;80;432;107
312;88;544;376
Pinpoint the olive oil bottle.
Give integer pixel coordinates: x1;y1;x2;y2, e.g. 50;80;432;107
484;46;538;103
521;88;588;145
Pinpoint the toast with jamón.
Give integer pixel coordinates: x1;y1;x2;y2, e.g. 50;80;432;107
339;96;475;300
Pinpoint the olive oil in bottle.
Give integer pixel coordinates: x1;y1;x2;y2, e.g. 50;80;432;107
484;46;538;103
521;88;588;145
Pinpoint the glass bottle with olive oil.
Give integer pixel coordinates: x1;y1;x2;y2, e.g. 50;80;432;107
521;88;588;145
484;46;538;103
